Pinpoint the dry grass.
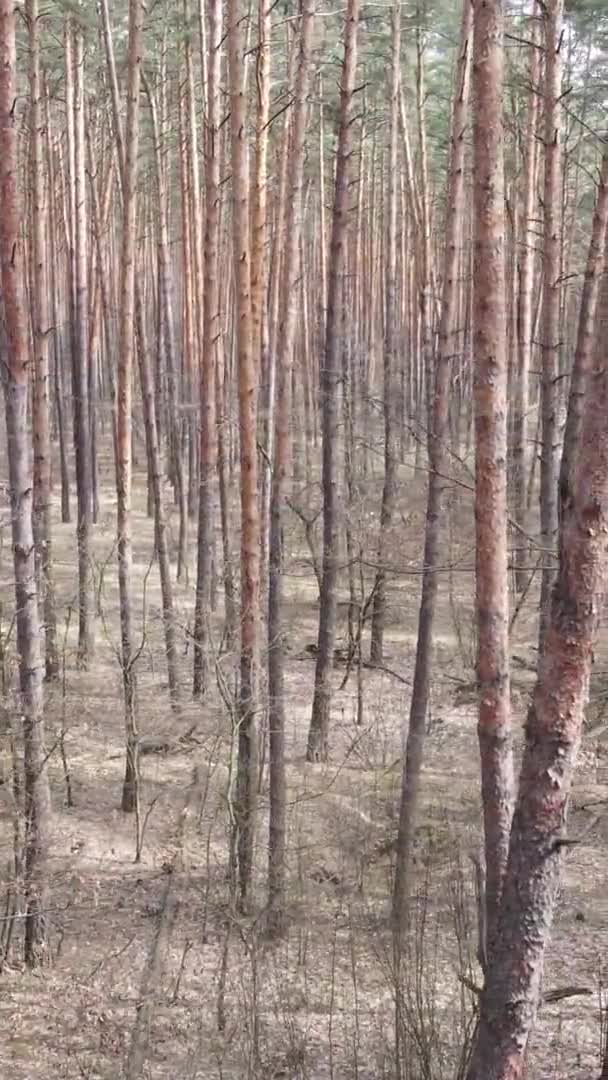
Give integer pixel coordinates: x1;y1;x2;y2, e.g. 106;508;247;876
0;437;607;1078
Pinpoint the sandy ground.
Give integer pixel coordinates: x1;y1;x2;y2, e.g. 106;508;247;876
0;442;607;1079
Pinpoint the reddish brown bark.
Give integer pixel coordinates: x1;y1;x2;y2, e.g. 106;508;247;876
28;0;58;681
467;267;608;1080
512;10;540;592
1;0;52;966
472;0;515;958
559;146;608;517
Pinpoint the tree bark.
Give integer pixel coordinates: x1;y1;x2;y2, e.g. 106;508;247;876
0;0;52;966
267;0;315;934
559;146;608;518
117;0;144;813
45;97;71;526
28;0;58;681
71;19;95;666
538;0;564;649
467;266;608;1080
193;0;221;697
369;0;400;666
227;0;260;904
472;0;515;960
306;0;360;763
512;9;540;592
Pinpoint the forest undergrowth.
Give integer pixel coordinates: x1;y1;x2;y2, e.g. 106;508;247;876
1;443;607;1080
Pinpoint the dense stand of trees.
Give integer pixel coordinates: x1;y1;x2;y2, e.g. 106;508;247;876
2;0;608;1074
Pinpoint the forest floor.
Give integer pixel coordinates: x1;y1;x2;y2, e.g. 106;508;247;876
1;440;608;1079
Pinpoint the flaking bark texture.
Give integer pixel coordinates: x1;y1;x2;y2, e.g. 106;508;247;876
467;265;608;1080
472;0;515;958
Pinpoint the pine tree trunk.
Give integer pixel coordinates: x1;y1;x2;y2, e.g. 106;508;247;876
559;146;608;516
28;0;58;681
467;267;608;1080
228;0;260;904
193;0;221;697
71;20;94;666
392;0;472;936
512;10;540;592
538;0;564;648
117;0;144;813
45;90;71;525
267;0;315;935
369;0;400;667
472;0;514;960
0;0;52;966
306;0;360;763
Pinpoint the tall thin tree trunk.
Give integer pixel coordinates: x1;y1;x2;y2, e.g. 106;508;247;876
267;0;315;935
369;0;400;667
46;92;71;524
117;0;144;813
538;0;563;648
260;31;296;591
392;0;472;936
71;19;94;666
472;0;514;960
0;0;52;966
228;0;260;904
559;146;608;516
28;0;58;681
306;0;360;763
512;10;540;592
193;0;221;696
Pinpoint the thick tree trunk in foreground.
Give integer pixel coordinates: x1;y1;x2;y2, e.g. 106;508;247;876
267;0;315;934
306;0;360;763
472;0;514;960
228;0;260;904
0;0;52;966
117;0;144;813
467;268;608;1080
392;0;472;935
